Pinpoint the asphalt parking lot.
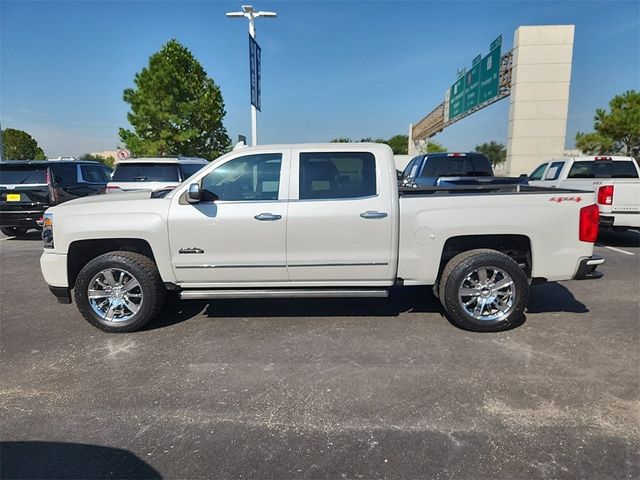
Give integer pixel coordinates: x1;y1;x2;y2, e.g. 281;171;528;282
1;229;638;479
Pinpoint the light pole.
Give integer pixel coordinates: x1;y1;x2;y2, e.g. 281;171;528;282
226;5;277;146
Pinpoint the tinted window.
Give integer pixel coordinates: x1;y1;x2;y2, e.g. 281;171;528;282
112;163;179;182
202;153;282;201
567;161;614;179
80;165;109;183
612;161;639;178
299;152;376;200
529;163;548;181
567;161;596;178
180;163;206;180
0;164;47;184
420;154;492;178
544;161;565;180
50;163;77;185
402;156;422;178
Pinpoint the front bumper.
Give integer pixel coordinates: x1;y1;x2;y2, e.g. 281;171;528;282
574;255;604;280
40;251;69;288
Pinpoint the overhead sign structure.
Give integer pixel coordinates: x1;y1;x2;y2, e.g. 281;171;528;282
249;35;261;111
448;35;502;122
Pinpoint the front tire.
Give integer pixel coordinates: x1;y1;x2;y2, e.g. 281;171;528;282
74;251;165;332
438;249;529;332
1;226;28;236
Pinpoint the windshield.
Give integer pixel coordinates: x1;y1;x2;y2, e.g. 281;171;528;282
112;163;179;182
420;154;493;178
0;164;48;184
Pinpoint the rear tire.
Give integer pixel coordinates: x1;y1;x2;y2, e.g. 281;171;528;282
0;227;28;236
438;249;529;332
74;251;165;333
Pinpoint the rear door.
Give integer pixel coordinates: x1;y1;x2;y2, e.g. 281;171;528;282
286;148;395;283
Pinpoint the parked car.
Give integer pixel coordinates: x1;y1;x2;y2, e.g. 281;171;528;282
106;157;208;194
0;159;111;236
528;156;640;231
400;152;527;187
40;143;603;334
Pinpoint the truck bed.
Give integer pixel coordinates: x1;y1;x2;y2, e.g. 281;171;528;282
399;184;586;196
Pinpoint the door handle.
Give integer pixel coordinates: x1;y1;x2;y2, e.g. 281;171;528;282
254;213;282;221
360;211;388;219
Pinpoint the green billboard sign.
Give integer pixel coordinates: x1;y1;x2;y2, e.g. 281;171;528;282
448;35;502;121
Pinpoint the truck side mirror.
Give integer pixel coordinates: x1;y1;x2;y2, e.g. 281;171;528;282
186;183;202;203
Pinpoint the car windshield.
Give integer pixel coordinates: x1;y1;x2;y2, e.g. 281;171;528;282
420;155;493;178
112;163;179;182
0;164;48;184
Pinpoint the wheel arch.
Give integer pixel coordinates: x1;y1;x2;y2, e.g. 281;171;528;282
67;238;156;289
437;234;533;281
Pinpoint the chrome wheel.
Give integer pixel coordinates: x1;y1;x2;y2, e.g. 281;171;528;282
458;266;515;322
88;268;143;323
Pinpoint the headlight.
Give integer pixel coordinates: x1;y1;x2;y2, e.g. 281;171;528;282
42;213;54;249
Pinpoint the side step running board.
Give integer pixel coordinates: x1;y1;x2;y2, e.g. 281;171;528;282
179;288;389;300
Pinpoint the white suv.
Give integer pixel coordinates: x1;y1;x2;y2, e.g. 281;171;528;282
106;157;208;194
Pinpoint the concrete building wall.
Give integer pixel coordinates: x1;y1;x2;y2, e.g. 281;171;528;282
505;25;575;176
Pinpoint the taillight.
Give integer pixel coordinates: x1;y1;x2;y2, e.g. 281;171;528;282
106;186;122;194
579;204;600;243
597;185;614;205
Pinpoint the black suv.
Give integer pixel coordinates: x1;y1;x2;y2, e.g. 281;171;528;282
0;160;112;236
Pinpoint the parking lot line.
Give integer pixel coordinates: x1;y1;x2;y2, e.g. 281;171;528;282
600;245;635;256
0;236;15;241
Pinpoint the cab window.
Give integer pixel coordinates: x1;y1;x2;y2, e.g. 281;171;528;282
529;163;548;181
201;153;282;201
544;161;565;180
299;152;376;200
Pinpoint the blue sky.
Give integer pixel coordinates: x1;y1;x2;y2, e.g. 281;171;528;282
1;0;638;157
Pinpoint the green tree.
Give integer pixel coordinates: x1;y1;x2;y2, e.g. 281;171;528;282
1;128;46;160
575;90;640;156
387;135;408;154
475;141;506;167
119;39;230;161
574;132;615;155
330;137;352;143
79;153;115;168
421;141;447;154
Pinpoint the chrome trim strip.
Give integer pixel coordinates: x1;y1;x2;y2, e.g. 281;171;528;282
175;264;286;269
176;262;388;269
288;262;389;267
180;289;389;300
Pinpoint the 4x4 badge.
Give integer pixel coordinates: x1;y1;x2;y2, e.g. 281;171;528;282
179;247;204;254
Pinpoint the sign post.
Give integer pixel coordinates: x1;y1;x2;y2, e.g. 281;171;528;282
226;5;276;146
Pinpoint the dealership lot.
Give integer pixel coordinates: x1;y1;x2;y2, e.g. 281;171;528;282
1;230;638;479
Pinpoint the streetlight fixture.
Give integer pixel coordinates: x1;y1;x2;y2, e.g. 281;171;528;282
226;5;277;146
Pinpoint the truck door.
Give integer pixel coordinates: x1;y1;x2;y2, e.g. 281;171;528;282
286;148;395;283
168;149;290;285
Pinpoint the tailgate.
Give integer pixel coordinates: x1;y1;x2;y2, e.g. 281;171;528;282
611;182;640;213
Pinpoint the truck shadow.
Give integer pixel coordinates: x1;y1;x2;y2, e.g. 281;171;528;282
149;287;444;330
596;229;640;248
0;441;162;479
150;282;589;330
527;282;588;314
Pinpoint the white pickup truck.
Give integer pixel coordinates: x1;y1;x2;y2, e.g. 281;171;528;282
40;143;604;333
529;156;640;231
